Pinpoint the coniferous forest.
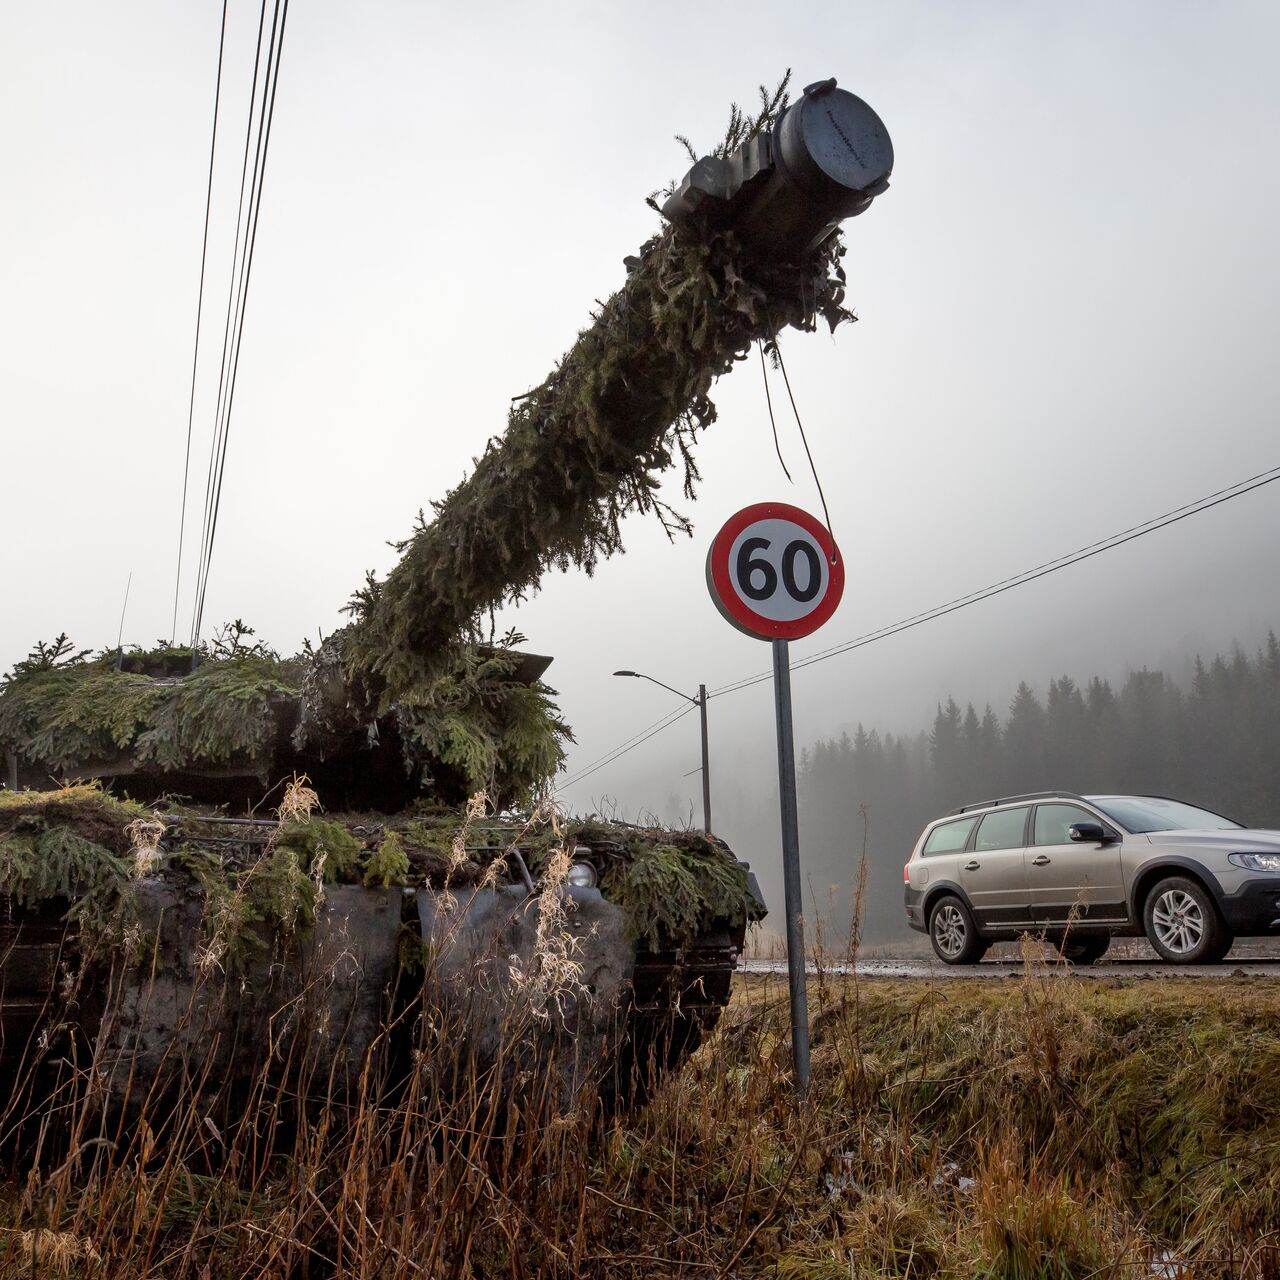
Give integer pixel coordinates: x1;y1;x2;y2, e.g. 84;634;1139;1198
793;632;1280;944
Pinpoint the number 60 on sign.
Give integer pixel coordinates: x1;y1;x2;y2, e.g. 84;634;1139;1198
705;502;844;641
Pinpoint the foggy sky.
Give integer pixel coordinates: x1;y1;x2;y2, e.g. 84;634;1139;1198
3;2;1279;918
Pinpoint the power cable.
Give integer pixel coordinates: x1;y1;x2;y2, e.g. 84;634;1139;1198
195;0;287;645
708;461;1280;699
557;459;1280;789
557;703;696;791
191;0;289;648
557;701;695;789
191;0;271;647
193;0;288;645
171;0;229;645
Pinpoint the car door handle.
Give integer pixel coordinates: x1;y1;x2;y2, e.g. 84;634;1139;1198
1032;855;1051;866
964;861;980;871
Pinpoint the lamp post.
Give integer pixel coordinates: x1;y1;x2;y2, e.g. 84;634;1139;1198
612;670;711;834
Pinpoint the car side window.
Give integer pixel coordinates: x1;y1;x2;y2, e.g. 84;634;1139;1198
922;816;977;856
974;806;1030;852
1033;804;1097;846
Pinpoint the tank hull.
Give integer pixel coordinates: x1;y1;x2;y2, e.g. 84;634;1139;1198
2;877;746;1131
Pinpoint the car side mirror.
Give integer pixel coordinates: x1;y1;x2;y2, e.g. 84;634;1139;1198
1069;821;1113;844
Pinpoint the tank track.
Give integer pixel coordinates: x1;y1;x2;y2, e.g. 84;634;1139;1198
0;818;752;1100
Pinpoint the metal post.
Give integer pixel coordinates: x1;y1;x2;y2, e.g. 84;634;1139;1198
771;638;810;1097
698;683;711;834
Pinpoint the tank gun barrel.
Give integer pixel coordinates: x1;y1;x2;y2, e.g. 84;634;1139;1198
347;77;892;707
662;79;893;258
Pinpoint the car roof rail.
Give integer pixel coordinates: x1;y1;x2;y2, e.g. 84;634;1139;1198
945;790;1088;817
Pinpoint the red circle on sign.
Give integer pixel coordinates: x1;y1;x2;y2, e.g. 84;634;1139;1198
706;502;844;640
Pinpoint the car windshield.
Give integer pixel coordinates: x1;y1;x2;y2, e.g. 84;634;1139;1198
1087;795;1241;833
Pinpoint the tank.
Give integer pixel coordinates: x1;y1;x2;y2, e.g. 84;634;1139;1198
0;73;889;1128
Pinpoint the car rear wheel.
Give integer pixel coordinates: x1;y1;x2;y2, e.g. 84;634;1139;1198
1143;876;1232;964
928;895;988;965
1049;933;1111;965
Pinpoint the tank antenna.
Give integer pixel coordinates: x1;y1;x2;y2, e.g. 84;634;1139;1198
115;571;133;671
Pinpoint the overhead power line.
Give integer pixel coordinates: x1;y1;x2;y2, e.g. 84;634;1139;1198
557;460;1280;788
707;461;1280;698
556;703;696;791
190;0;290;649
171;0;230;646
192;0;271;648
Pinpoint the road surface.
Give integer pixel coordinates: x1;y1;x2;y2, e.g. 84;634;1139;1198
740;957;1280;980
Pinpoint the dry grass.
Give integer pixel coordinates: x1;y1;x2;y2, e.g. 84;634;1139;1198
124;815;165;878
2;906;1279;1278
274;773;322;827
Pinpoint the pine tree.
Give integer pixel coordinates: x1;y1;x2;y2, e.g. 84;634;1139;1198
959;703;982;800
978;705;1002;797
1003;682;1047;792
929;698;965;808
1045;675;1088;787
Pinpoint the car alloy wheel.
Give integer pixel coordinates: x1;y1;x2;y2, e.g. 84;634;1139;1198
1150;888;1205;956
933;902;967;960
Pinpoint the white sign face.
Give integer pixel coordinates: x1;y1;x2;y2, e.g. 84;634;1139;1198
726;518;830;624
706;502;844;641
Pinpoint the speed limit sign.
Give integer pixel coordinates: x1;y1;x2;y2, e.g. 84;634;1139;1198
705;501;842;1097
705;502;844;640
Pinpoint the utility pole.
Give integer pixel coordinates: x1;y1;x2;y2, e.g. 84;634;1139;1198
613;670;712;833
697;683;711;835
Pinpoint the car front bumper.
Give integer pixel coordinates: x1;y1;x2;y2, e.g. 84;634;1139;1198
1218;878;1280;933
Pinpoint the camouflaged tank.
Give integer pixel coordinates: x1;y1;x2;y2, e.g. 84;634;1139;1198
0;75;889;1118
0;641;763;1115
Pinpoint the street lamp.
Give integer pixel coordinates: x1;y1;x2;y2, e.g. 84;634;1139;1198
612;670;712;834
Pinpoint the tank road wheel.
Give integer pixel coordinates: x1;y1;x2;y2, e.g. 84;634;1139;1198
1052;934;1111;965
1143;876;1232;964
928;895;988;966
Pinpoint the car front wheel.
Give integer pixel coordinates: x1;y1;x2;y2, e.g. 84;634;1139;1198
928;895;988;965
1143;876;1232;964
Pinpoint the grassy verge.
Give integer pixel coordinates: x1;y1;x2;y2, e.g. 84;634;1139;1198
2;961;1278;1277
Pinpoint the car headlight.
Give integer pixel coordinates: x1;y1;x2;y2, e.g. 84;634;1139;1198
1229;852;1280;872
566;860;597;888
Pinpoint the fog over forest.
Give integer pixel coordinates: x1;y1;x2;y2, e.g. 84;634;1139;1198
703;626;1280;947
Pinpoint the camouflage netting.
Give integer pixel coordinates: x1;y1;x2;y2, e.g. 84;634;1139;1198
0;785;761;955
0;638;299;777
0;785;137;932
333;75;855;714
0;632;569;808
347;223;853;710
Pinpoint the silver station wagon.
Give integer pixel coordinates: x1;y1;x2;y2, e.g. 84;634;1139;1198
903;792;1280;964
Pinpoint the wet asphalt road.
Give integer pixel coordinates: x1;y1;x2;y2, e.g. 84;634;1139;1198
739;957;1280;980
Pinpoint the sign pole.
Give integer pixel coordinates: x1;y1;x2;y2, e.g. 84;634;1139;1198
771;636;811;1097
